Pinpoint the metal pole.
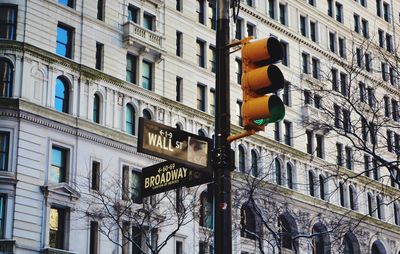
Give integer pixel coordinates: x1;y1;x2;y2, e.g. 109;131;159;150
213;0;232;253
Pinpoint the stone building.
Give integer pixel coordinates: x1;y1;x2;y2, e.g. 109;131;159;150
0;0;399;253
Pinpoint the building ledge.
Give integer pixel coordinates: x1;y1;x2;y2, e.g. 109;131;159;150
0;239;15;254
40;248;77;254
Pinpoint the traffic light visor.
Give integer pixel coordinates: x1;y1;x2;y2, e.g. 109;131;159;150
243;37;283;64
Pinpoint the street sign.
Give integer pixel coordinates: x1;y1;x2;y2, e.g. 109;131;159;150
138;118;212;171
141;160;213;197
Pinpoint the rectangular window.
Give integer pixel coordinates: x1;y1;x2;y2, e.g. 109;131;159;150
284;121;292;146
91;161;100;191
300;16;307;36
392;100;398;121
59;0;74;8
176;0;182;11
128;5;139;23
367;87;375;108
196;40;205;68
283;82;291;106
274;122;281;142
197;84;206;111
207;1;216;30
210;89;216;116
208;46;216;73
395;133;400;155
281;41;289;66
387;130;393;152
354;14;360;33
343;109;351;132
314;94;321;109
331;68;338;91
361;119;368;141
383;2;390;22
132;226;142;253
236;100;242;126
246;0;254;6
126;54;137;83
97;0;105;21
235;18;243;40
359;82;366;102
246;23;255;37
361;19;368;38
327;0;333;17
316;134;324;158
197;0;205;24
340;72;347;96
0;5;17;40
143;12;155;31
373;159;379;180
365;52;371;72
176;31;182;57
376;0;382;16
386;33;393;52
308;0;315;6
310;21;316;42
312;58;320;79
304;90;312;105
335;2;343;22
378;29;385;48
51;146;68;183
356;48;362;68
95;42;103;71
142;60;152;90
176;240;183;254
302;53;309;74
269;0;275;19
279;4;286;25
381;62;388;81
338;37;345;58
0;132;10;171
176;76;183;102
383;96;390;117
389;67;396;86
235;58;242;84
0;195;5;238
89;221;99;254
306;130;313;154
364;154;370;177
56;24;74;59
334;104;341;128
329;32;336;52
345;146;352;170
122;165;130;200
336;143;343;166
49;207;67;249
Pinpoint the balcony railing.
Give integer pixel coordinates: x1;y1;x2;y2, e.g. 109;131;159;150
123;22;163;50
0;239;15;254
41;248;77;254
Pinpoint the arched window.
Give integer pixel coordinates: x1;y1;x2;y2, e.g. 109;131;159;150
275;159;282;185
143;109;151;120
198;129;206;137
125;104;135;135
343;235;354;254
349;186;356;211
343;232;361;254
376;196;383;220
309;171;315;197
238;146;245;173
199;190;213;229
278;213;298;250
371;240;387;254
287;163;293;189
93;93;100;123
319;175;325;200
312;222;331;254
55;77;69;113
251;150;258;177
0;58;13;97
339;182;345;207
367;193;374;216
240;204;257;240
394;203;399;225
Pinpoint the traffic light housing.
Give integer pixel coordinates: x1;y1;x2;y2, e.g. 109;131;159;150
241;37;285;132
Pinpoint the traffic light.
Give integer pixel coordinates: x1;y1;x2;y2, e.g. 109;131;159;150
241;37;285;132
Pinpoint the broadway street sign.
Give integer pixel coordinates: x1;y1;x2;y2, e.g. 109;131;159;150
141;160;213;197
138;118;212;171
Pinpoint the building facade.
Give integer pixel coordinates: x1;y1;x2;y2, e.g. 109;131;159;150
0;0;400;253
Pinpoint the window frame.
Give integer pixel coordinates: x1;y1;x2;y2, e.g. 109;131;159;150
56;23;74;59
0;5;17;40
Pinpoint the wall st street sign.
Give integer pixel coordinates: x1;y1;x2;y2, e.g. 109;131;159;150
138;118;212;171
141;160;213;197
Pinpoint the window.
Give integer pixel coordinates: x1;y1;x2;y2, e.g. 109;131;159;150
306;130;313;154
49;207;67;249
238;146;245;173
175;188;183;213
389;67;396;85
199;189;213;229
356;48;362;68
176;0;182;11
349;186;356;210
327;0;333;17
274;122;281;141
207;1;216;30
235;58;242;84
300;16;307;36
55;77;69;113
0;59;13;97
284;121;292;146
378;29;385;48
275;159;282;185
304;90;311;105
367;87;375;108
392;99;398;121
279;215;296;250
196;40;205;68
310;21;316;42
314;94;322;109
91;161;100;191
125;104;135;135
246;23;256;37
131;170;141;203
319;175;325;200
386;33;393;52
384;96;390;117
383;2;390;22
59;0;74;8
376;0;382;16
381;62;388;81
336;143;343;166
176;76;183;102
283;82;290;106
126;54;137;83
142;60;152;90
0;132;9;172
365;52;371;72
208;46;216;73
331;68;338;91
312;58;320;79
56;24;73;59
354;14;360;33
308;0;315;6
334;104;341;128
309;171;315;196
329;32;336;52
51;146;68;183
364;154;370;177
0;5;17;40
343;109;350;132
128;5;139;23
143;12;155;31
131;226;142;253
236;100;242;126
339;182;345;207
345;146;352;170
235;18;243;40
122;166;130;200
279;4;286;25
361;19;368;38
246;0;254;6
197;0;205;24
359;82;366;102
251;150;258;177
0;195;5;238
335;2;343;22
240;205;257;240
89;221;99;254
143;109;151;120
367;193;373;216
176;240;183;254
95;43;104;71
302;53;309;74
97;0;105;21
93;94;100;124
376;196;383;219
394;203;399;225
268;0;275;19
287;163;293;189
176;31;182;57
197;84;206;111
338;37;345;58
210;89;215;116
340;72;348;96
316;134;324;158
281;41;289;66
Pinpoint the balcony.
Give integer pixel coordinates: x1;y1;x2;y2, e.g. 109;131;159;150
0;239;15;254
123;22;164;52
41;248;77;254
301;105;330;133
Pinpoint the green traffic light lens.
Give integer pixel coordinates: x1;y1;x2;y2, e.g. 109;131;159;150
253;95;285;125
